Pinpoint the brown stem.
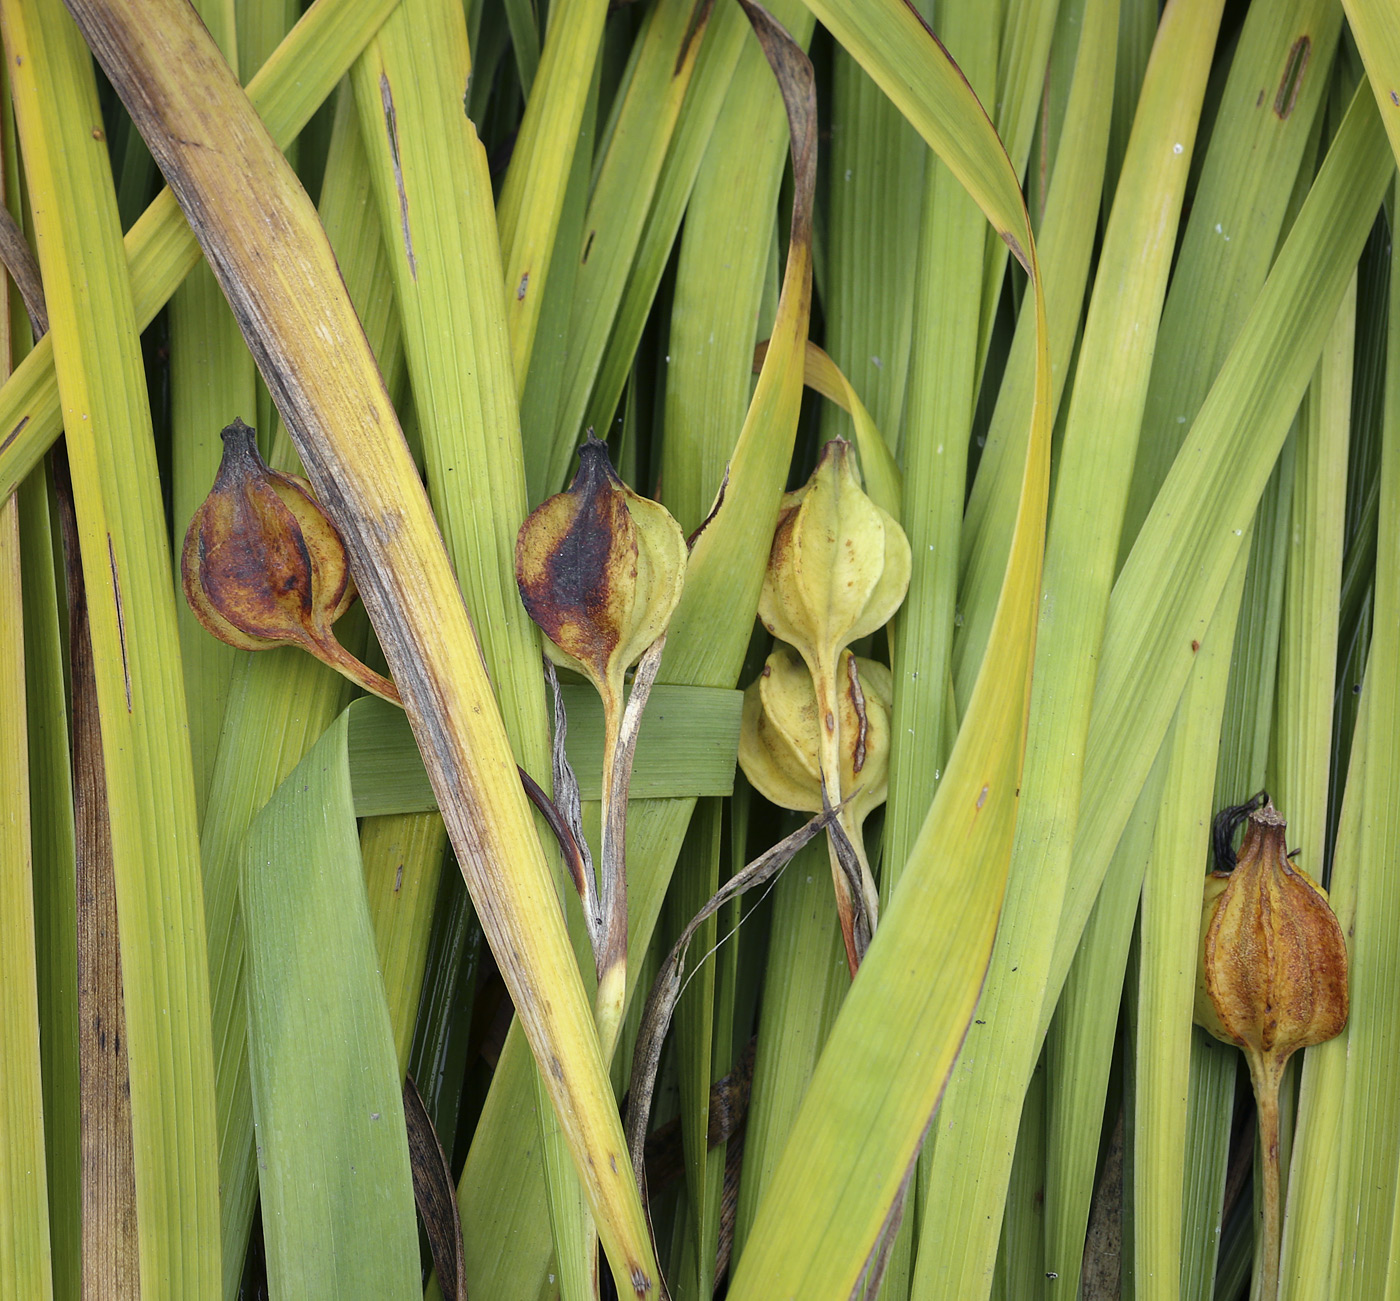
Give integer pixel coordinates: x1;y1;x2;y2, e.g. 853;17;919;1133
310;630;401;705
595;634;667;1061
813;661;876;976
1249;1052;1283;1301
625;810;837;1193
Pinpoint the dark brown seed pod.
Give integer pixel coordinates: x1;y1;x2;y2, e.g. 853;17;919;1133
181;418;397;702
515;435;685;717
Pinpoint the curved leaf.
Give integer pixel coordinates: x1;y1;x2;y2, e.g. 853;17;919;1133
725;0;1055;1288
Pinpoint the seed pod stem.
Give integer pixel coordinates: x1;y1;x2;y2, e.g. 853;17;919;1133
813;665;879;973
594;633;666;1060
313;633;402;706
1247;1052;1285;1301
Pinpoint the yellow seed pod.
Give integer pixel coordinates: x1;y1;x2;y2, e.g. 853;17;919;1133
758;438;910;671
515;436;686;711
739;644;892;824
1194;798;1349;1071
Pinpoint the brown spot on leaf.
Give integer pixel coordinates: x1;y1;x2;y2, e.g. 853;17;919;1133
1274;37;1310;119
1000;228;1031;275
380;73;417;279
0;413;28;455
674;0;715;75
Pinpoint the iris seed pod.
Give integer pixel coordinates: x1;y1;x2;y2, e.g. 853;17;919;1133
1194;796;1348;1069
758;437;910;669
739;644;892;825
1193;794;1348;1301
515;435;686;720
740;644;892;971
515;436;686;1058
181;418;397;702
753;439;908;972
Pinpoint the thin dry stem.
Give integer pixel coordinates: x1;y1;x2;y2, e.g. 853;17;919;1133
596;633;667;1060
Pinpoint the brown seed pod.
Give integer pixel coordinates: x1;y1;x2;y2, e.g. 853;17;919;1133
515;435;686;715
1194;795;1349;1071
1193;794;1348;1300
181;418;397;702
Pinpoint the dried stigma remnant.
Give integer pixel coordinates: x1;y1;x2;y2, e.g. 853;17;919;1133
1194;793;1348;1301
181;418;399;703
515;435;686;1058
755;438;909;972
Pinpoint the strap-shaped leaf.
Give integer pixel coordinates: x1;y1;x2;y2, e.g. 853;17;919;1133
0;498;50;1299
725;0;1055;1287
347;690;742;815
1343;0;1400;170
7;0;223;1290
243;709;419;1299
1332;172;1400;1301
914;2;1224;1290
496;0;609;384
64;0;660;1291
